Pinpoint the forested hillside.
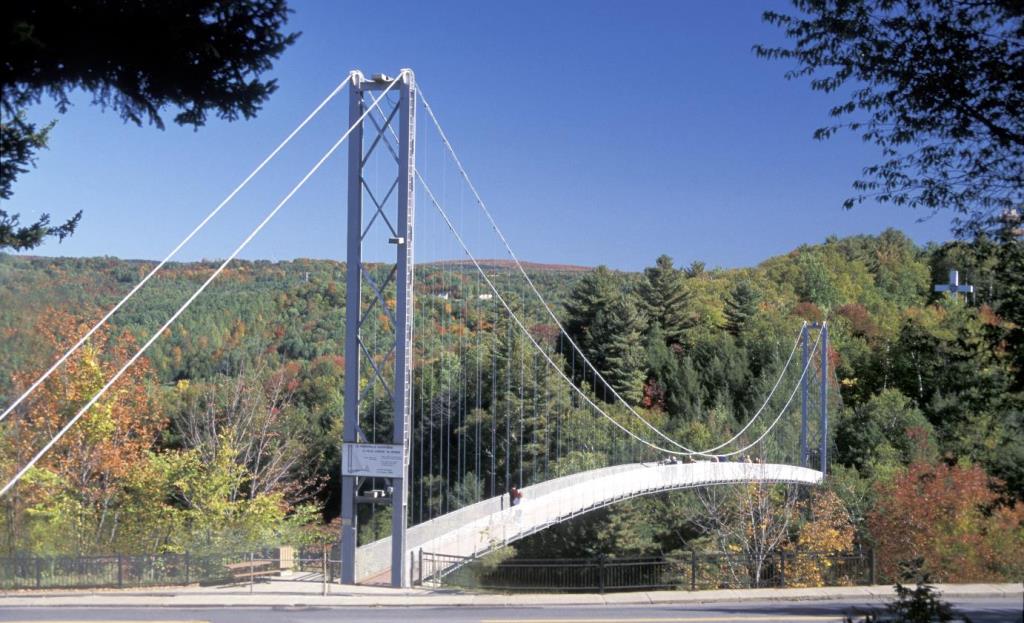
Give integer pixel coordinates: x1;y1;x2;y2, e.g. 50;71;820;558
1;224;1021;583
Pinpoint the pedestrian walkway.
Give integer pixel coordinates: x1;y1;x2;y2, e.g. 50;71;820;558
358;462;823;582
0;579;1019;609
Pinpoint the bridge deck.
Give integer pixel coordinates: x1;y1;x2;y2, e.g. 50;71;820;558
355;461;823;582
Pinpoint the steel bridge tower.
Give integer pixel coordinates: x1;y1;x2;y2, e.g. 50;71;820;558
340;69;416;588
799;322;828;474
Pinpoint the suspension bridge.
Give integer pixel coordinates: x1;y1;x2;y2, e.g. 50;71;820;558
0;69;834;589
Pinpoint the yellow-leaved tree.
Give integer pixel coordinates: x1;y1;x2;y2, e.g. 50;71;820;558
784;489;855;587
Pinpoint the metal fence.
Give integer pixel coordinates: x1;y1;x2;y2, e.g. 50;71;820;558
2;548;875;593
0;548;341;591
419;549;876;593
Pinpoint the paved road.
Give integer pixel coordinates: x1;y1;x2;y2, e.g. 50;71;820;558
0;597;1020;622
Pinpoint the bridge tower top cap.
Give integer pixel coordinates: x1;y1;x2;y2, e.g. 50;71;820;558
347;69;413;87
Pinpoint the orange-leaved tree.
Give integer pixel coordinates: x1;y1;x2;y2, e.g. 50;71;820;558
867;461;1024;583
0;310;164;555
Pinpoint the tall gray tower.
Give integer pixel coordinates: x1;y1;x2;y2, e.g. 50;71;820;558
340;69;416;588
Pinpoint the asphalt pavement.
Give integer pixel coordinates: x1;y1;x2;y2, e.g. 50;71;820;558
0;580;1019;623
0;597;1021;623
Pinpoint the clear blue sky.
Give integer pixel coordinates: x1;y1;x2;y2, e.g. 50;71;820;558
7;0;956;271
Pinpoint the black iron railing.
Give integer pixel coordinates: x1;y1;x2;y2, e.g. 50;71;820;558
0;548;341;590
419;549;875;592
0;553;223;589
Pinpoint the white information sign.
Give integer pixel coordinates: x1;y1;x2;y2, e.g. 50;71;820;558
342;443;405;478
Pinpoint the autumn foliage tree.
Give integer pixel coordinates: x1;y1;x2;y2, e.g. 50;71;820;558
0;311;315;556
0;310;164;554
692;481;800;587
171;361;323;504
785;489;855;587
867;461;1024;582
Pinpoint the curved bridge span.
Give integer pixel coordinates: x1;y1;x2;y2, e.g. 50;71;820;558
356;461;823;582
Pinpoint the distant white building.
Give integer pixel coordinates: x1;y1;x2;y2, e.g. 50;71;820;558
436;292;450;300
477;293;493;301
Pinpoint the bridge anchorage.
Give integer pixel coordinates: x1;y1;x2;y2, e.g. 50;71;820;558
336;69;834;587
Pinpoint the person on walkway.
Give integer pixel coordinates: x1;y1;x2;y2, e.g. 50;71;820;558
509;485;524;507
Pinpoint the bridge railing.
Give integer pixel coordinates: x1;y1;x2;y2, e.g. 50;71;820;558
419;549;876;592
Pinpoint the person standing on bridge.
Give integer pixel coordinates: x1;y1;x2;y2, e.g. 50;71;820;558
510;485;524;507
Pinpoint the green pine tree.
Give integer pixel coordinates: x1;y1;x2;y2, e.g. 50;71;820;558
641;255;693;345
723;281;760;337
564;266;620;369
591;295;649;405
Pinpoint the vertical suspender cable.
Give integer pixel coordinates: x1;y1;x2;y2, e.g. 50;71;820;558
557;334;562;464
490;299;498;497
418;360;425;523
519;329;525;488
456;252;465;496
505;305;511;491
428;352;435;518
475;278;482;491
532;350;539;482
